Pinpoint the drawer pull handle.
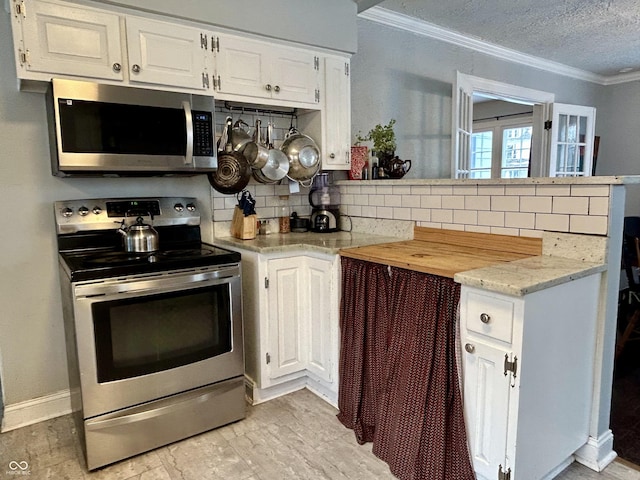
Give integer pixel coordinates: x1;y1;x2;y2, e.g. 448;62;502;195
480;313;491;324
465;343;475;354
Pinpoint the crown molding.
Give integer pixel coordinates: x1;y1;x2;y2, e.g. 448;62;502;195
358;6;616;86
602;70;640;86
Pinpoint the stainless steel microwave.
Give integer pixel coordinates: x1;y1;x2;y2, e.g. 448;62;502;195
46;79;217;176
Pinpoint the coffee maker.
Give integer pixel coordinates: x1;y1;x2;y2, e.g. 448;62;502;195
308;173;340;233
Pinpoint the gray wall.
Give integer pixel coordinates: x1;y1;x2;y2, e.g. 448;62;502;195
351;17;607;180
595;81;640;215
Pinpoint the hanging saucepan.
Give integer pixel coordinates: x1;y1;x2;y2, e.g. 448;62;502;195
260;122;289;182
230;118;252;153
252;167;278;184
281;127;321;184
243;119;270;170
207;118;252;194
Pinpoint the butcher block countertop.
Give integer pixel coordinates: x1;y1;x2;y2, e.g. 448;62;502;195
339;227;605;296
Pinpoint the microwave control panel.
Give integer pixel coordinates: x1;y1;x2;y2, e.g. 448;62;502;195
193;111;214;157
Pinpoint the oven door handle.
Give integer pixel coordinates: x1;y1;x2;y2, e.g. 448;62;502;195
183;100;194;165
75;267;240;298
85;380;241;431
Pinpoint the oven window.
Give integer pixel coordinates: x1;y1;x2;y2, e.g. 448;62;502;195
92;285;231;382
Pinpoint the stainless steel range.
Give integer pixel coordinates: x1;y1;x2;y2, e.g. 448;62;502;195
55;197;245;470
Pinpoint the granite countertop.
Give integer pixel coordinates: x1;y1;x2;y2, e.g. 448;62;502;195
335;175;640;186
453;255;606;297
214;231;400;255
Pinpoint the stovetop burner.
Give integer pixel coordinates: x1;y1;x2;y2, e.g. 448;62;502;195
82;248;220;267
60;244;240;282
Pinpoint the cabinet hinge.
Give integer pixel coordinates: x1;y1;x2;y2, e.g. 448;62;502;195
212;74;221;90
18;48;29;66
264;277;269;289
315;89;320;103
15;1;26;18
266;353;271;364
202;72;210;89
314;56;320;71
498;465;511;480
211;36;220;53
544;120;552;130
345;62;350;77
504;353;518;388
200;33;208;50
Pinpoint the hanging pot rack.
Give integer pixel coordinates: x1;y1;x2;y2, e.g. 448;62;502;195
221;101;298;121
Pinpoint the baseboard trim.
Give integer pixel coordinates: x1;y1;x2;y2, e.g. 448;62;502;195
1;389;71;432
574;430;618;471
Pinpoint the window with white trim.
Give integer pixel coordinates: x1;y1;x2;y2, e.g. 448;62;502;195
470;119;532;179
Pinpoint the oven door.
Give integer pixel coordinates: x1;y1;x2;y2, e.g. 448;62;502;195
72;264;243;419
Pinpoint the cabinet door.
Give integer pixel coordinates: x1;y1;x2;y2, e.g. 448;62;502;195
214;34;270;98
125;17;208;91
214;35;318;104
462;339;512;480
323;56;351;169
270;48;318;104
266;258;306;379
19;0;124;81
306;256;334;383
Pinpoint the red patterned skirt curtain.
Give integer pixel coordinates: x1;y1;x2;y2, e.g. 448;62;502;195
337;256;391;444
337;258;474;480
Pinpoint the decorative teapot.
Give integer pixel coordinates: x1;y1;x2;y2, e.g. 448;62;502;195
385;156;412;178
118;216;159;253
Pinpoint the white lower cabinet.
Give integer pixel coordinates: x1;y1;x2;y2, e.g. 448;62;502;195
460;274;601;480
230;248;339;405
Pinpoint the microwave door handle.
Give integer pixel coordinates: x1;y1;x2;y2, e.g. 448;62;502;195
182;100;193;165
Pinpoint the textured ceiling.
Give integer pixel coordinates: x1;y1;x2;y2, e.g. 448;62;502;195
368;0;640;78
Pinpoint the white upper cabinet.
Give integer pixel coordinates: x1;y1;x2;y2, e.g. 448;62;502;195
125;17;209;91
14;0;124;81
322;56;351;169
10;0;212;92
213;34;320;106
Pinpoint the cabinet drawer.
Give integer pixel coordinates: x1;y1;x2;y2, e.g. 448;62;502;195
465;291;514;343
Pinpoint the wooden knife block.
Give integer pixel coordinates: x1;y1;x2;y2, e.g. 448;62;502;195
231;206;257;240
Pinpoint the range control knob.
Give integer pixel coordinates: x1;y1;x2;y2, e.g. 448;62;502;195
92;206;102;215
186;203;196;212
174;203;184;212
61;207;73;218
78;206;89;216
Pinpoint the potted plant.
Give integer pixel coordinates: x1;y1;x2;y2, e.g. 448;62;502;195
356;119;397;164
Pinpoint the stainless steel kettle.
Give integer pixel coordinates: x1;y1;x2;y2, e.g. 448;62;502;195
118;216;159;253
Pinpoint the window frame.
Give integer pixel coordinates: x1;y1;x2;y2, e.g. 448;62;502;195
471;117;533;179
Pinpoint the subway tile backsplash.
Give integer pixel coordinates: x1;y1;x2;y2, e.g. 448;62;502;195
337;182;611;237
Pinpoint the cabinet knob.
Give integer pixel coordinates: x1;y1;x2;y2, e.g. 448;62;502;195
465;343;475;354
480;313;491;324
274;85;280;93
329;153;335;159
132;64;141;74
112;62;121;73
265;84;272;92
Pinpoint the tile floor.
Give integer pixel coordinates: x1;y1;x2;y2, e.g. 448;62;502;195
0;388;639;480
